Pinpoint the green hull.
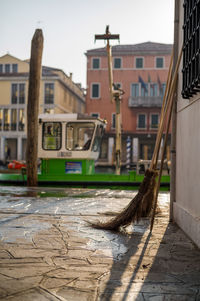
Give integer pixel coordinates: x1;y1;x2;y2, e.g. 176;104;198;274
0;158;170;191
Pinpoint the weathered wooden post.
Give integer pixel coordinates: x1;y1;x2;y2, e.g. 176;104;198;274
95;26;124;175
26;29;44;186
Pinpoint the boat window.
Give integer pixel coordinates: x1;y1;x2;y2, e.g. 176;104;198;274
66;122;95;151
91;125;104;152
42;122;62;150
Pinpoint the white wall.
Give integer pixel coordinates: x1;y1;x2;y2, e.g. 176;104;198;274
173;0;200;248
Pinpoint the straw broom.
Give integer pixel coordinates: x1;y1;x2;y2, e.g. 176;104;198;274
90;48;182;231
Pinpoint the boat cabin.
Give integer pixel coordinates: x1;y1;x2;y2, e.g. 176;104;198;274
38;114;106;160
38;114;106;176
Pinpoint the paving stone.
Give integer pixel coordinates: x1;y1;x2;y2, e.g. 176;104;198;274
67;279;99;291
0;188;199;300
40;276;76;289
6;246;67;258
0;263;53;278
0;257;45;266
0;250;13;259
55;286;95;301
0;275;43;298
143;293;196;301
53;256;89;266
32;235;67;249
2;288;61;300
46;267;100;280
97;292;144;301
67;249;94;258
99;280;197;295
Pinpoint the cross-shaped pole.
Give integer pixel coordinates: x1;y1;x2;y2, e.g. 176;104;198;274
95;25;120;103
95;26;123;175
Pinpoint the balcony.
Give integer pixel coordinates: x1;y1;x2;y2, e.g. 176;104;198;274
128;96;163;108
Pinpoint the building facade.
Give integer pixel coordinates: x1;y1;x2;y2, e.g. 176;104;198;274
85;42;173;167
172;0;200;248
0;54;85;162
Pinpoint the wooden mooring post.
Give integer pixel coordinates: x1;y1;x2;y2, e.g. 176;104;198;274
26;29;44;186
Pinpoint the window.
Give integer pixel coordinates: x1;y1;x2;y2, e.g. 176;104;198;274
0;64;18;73
162;84;166;96
66;122;95;151
182;1;200;98
12;64;18;73
159;83;166;97
151;114;159;129
112;113;116;129
131;84;139;97
11;109;17;131
150;83;158;96
18;109;25;131
0;108;25;132
138;114;146;129
136;57;143;68
5;64;10;73
11;83;25;104
91;83;100;98
11;84;18;104
114;58;121;69
3;109;10;131
19;84;25;103
156;57;164;68
43;122;62;150
92;124;104;152
44;83;54;104
92;58;100;69
91;113;99;118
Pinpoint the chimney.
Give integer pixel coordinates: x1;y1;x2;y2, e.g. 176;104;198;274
69;72;73;80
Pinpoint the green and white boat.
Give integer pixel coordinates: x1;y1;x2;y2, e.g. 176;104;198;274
0;113;170;190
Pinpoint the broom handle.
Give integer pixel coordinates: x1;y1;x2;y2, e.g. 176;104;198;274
153;49;174;167
150;47;182;170
150;46;183;232
150;59;173;169
150;50;174;170
150;74;177;232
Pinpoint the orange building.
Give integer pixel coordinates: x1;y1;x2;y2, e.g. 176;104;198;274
85;42;173;167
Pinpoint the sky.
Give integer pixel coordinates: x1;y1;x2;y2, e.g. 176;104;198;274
0;0;174;88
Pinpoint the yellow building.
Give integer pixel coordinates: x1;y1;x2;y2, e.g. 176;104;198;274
0;54;85;162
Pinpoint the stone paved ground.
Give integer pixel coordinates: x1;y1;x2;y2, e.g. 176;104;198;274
0;187;200;301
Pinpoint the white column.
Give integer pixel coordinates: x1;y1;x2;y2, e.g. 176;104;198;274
17;137;22;161
133;137;139;173
132;137;139;163
108;137;114;165
0;137;5;161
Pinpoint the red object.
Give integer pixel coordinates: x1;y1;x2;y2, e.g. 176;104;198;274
8;160;26;170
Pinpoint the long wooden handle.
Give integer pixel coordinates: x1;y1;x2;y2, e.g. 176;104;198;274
153;48;174;167
150;72;178;232
107;42;114;103
150;46;183;231
150;47;182;170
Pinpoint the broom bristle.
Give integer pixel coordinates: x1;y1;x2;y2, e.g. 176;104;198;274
139;170;157;218
89;169;157;231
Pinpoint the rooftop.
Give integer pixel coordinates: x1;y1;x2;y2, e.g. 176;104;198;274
86;41;173;56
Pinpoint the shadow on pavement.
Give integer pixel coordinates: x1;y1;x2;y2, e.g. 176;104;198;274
99;219;200;301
